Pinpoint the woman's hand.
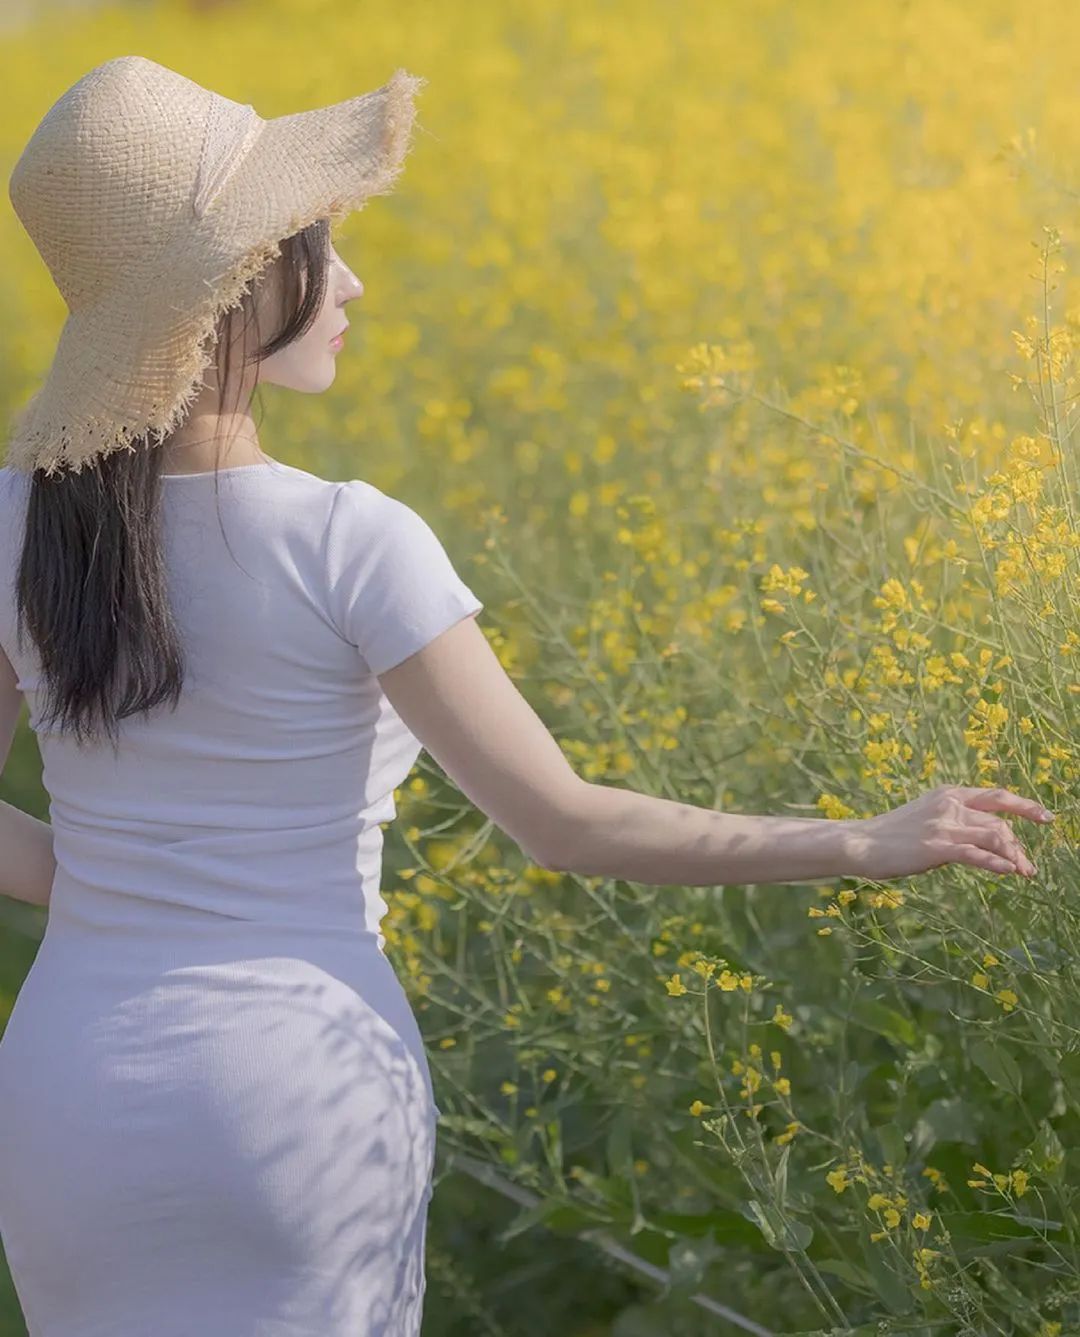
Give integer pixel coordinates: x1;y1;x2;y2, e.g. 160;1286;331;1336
844;784;1054;882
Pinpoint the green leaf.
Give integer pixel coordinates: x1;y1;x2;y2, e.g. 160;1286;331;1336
938;1208;1064;1257
952;1209;1064;1237
970;1038;1022;1095
859;1235;916;1315
815;1258;877;1295
1003;938;1069;973
1025;1010;1063;1074
1029;1118;1066;1179
848;998;917;1048
646;1208;767;1248
746;1198;778;1248
874;1121;908;1168
911;1097;979;1155
775;1140;791;1207
744;1198;813;1252
496;1193;608;1244
840;1057;864;1098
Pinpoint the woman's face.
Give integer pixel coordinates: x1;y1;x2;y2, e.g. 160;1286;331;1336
250;239;363;395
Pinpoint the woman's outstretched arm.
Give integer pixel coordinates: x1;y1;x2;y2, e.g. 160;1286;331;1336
549;789;856;884
374;617;1047;887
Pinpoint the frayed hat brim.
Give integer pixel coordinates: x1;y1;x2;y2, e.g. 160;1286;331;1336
6;66;427;477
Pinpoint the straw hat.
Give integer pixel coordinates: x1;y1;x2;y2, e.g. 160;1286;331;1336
5;55;427;477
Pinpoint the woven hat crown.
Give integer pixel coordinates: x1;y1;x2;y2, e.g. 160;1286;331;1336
6;55;425;476
10;56;240;312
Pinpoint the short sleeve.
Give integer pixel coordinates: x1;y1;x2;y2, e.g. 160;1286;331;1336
325;480;484;675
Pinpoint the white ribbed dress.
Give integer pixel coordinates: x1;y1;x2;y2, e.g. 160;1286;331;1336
0;459;483;1336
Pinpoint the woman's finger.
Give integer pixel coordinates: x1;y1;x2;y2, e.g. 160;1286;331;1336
961;809;1035;871
949;842;1021;875
955;817;1035;876
955;785;1053;825
982;827;1033;875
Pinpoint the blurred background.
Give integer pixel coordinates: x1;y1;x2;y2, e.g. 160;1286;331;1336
4;1;1080;1333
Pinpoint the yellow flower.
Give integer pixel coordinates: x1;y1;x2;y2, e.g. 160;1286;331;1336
689;1099;707;1116
773;1004;794;1030
865;887;904;910
1011;1169;1030;1196
775;1120;800;1145
665;973;687;997
761;563;810;596
817;792;858;819
912;1212;932;1230
995;988;1019;1012
875;577;910;612
867;1193;892;1211
826;1167;849;1193
883;1208;901;1228
774;1076;791;1096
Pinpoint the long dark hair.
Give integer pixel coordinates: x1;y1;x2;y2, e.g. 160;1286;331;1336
13;217;332;752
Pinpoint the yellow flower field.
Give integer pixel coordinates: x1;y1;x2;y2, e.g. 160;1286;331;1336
4;0;1080;1330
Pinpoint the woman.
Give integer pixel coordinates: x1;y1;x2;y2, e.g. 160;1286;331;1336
0;54;1051;1337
